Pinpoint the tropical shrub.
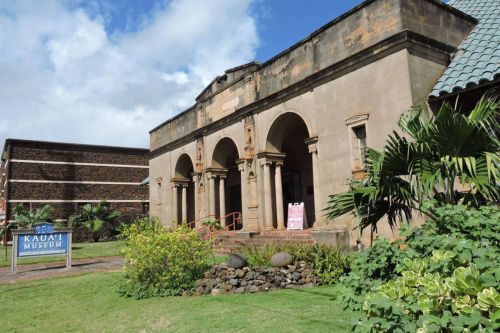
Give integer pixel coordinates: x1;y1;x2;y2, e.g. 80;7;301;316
339;203;500;332
326;98;499;235
117;222;213;299
13;203;54;228
70;200;121;242
357;262;499;332
240;243;350;285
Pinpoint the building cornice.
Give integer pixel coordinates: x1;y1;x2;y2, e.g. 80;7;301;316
149;30;457;160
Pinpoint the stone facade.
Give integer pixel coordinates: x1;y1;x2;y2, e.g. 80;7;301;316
0;139;149;223
148;0;476;246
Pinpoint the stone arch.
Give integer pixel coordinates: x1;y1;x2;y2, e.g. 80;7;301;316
264;112;316;228
172;153;195;225
264;109;314;153
210;135;242;168
209;137;242;229
174;153;194;178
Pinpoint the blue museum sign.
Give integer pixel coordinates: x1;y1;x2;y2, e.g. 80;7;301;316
11;223;73;273
18;230;68;257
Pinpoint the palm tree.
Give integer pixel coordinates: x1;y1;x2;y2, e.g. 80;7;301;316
325;97;499;236
71;200;121;242
13;204;54;228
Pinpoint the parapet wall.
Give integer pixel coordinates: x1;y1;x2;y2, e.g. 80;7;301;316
149;0;476;152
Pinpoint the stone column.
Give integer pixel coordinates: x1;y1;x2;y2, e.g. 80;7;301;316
306;137;320;227
172;184;178;226
237;160;247;230
192;173;199;222
219;175;226;226
208;174;216;216
262;160;273;229
274;161;285;230
181;184;187;223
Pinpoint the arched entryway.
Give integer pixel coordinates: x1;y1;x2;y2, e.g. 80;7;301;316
265;113;316;229
173;154;195;225
209;138;242;230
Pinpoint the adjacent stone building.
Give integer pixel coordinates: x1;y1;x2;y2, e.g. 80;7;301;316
148;0;479;246
0;139;149;224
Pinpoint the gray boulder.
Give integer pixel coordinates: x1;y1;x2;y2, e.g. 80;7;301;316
271;252;294;267
227;253;247;269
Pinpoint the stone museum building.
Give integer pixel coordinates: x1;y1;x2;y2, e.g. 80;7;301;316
148;0;488;246
0;139;149;224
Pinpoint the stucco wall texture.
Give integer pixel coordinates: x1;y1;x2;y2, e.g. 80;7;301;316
149;0;476;246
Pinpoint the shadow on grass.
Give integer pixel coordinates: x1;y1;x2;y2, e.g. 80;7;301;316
0;282;48;293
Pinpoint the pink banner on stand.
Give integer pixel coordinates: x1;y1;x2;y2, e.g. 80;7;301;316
287;202;305;230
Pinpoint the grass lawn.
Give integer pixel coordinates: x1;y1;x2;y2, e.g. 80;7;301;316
0;272;354;333
0;240;125;267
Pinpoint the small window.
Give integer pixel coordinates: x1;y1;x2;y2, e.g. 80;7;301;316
156;182;162;205
351;125;367;170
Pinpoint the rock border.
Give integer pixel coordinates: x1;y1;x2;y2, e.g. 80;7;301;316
194;261;318;296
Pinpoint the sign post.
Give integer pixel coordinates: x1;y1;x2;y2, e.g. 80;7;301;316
287;202;307;230
11;223;72;274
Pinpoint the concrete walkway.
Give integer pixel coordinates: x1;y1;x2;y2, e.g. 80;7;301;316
0;256;123;284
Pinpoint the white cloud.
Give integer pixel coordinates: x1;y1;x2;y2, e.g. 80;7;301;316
0;0;259;148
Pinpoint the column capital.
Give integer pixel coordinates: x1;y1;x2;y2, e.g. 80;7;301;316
257;152;286;166
205;167;227;178
170;177;190;187
305;136;319;154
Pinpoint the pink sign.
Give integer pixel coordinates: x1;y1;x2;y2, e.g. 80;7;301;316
287;202;306;230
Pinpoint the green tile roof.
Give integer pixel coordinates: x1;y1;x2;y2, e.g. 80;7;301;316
431;0;500;97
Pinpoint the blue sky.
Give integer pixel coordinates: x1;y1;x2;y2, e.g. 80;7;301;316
0;0;448;147
254;0;365;61
76;0;366;62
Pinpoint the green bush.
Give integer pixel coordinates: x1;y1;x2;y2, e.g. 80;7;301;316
240;243;350;285
117;222;213;299
339;203;500;332
13;204;54;228
70;201;121;242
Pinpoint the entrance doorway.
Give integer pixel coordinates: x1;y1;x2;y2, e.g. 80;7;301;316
211;138;242;230
174;154;195;225
266;113;315;228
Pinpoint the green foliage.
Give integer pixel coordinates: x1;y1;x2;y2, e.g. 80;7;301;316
118;216;162;238
326;97;499;234
71;200;121;242
240;243;350;285
117;222;213;299
13;204;54;228
201;218;222;230
356;262;498;332
339;202;500;332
